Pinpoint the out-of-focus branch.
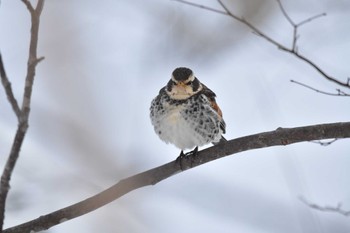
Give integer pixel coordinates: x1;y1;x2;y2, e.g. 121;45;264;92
0;55;21;119
276;0;326;51
0;0;45;232
173;0;350;92
300;197;350;217
4;122;350;233
291;51;349;90
290;80;349;96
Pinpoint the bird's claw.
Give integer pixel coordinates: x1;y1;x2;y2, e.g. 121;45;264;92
175;147;199;170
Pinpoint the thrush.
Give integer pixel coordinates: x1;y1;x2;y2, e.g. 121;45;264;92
150;67;226;160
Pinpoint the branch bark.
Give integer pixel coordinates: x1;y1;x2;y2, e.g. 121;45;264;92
3;122;350;233
0;1;45;232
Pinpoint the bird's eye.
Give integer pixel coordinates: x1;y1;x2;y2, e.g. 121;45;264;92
172;80;177;85
186;81;192;85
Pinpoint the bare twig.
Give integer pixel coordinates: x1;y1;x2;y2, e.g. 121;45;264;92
171;0;227;15
290;80;349;96
0;54;21;119
300;196;350;217
174;0;350;91
290;53;349;89
3;122;350;233
20;0;35;13
276;0;295;25
297;13;327;27
310;138;339;146
0;0;45;232
276;0;326;50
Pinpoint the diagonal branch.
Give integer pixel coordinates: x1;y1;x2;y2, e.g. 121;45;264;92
291;52;349;88
0;54;21;119
174;0;350;91
3;122;350;233
0;1;45;232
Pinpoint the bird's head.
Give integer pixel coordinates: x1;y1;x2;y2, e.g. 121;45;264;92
165;67;203;100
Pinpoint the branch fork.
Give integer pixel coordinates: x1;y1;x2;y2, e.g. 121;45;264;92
0;0;45;232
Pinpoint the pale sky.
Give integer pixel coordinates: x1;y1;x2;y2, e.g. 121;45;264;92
0;0;349;232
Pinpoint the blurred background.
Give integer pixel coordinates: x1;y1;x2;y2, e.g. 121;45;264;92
0;0;349;232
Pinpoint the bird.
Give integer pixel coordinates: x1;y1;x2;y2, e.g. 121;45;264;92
150;67;226;161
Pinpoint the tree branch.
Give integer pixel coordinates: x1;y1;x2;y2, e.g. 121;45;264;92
300;197;350;217
276;0;326;51
290;80;349;96
3;122;350;233
0;1;45;232
173;0;350;91
291;51;349;89
0;54;21;119
20;0;45;124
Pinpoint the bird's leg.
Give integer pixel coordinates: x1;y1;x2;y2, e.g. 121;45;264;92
176;147;199;170
185;146;198;167
176;150;185;163
185;146;198;156
176;150;186;170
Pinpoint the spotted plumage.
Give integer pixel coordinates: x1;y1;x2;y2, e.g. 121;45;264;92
150;67;226;156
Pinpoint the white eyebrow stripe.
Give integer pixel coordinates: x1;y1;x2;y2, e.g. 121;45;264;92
188;74;195;82
171;76;178;83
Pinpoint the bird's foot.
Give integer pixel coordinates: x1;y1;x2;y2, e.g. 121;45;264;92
175;150;186;164
175;147;198;170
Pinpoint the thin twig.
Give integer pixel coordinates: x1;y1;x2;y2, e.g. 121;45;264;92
292;52;350;89
276;0;326;51
0;0;45;232
275;0;297;50
3;122;350;233
171;0;227;15
0;54;21;119
297;13;327;27
290;80;349;96
276;0;326;52
276;0;295;26
300;196;350;217
336;89;349;96
310;138;338;146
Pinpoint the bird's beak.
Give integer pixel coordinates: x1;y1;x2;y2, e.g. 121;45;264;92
177;82;186;88
176;82;187;93
167;81;191;100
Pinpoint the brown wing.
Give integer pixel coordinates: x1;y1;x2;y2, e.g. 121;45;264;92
201;84;226;134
